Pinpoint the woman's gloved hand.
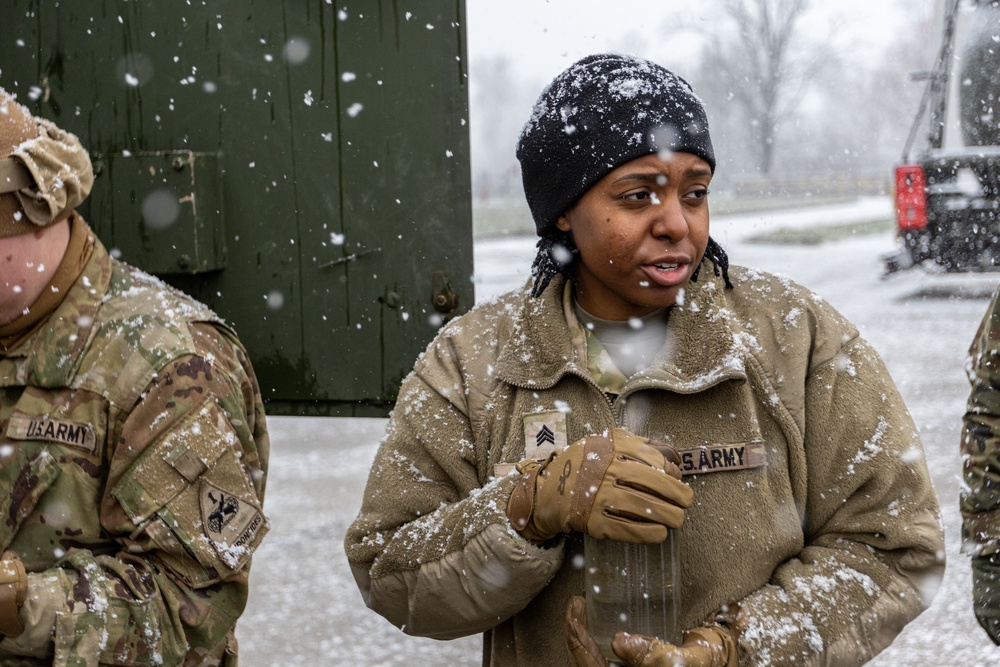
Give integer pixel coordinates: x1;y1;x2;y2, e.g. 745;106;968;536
565;595;742;667
506;428;693;544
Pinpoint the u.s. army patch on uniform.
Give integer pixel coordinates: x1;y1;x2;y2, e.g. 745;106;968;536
5;412;96;453
200;481;265;566
678;441;767;476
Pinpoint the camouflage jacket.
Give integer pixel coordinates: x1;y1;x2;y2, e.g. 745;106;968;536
963;287;1000;558
0;226;269;666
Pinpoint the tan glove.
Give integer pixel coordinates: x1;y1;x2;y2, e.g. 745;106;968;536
613;625;739;667
507;428;693;543
565;595;614;667
0;553;27;638
565;595;742;667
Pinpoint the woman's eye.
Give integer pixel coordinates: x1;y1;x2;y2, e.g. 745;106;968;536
622;191;651;201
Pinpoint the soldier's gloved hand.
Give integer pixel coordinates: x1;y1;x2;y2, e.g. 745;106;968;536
565;595;742;667
0;552;27;637
972;553;1000;645
610;626;739;667
506;428;693;544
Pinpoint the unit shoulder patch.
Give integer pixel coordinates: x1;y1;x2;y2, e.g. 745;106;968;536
199;481;265;569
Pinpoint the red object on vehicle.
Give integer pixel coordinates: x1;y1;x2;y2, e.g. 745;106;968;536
895;164;928;230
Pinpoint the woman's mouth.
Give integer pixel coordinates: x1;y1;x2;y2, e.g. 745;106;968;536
641;262;689;287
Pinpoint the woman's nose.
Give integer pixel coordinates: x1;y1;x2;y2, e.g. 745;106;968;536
649;195;689;242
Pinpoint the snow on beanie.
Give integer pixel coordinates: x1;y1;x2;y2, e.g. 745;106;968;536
0;88;93;238
516;53;715;237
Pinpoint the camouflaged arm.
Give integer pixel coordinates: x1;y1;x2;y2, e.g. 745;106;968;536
963;291;1000;557
7;324;269;665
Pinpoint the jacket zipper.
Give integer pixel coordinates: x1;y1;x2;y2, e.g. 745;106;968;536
504;365;617;423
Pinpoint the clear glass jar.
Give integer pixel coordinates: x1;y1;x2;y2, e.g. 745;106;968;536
584;531;680;664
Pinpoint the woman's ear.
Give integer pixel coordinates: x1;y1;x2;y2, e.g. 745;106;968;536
556;213;572;233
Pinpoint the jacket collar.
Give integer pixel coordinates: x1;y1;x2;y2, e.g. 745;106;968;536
0;231;111;388
496;269;748;393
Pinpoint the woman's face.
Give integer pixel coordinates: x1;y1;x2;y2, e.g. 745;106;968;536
556;152;712;320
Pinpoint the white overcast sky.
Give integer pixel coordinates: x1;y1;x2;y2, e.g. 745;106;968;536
465;0;926;85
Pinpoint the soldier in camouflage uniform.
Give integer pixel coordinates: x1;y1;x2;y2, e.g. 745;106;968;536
0;89;268;665
963;286;1000;645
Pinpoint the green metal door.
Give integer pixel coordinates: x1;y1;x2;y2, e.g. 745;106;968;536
1;1;473;416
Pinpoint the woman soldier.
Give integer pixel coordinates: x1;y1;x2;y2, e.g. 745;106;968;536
345;54;944;666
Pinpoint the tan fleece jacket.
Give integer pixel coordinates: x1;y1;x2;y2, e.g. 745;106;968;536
344;266;944;666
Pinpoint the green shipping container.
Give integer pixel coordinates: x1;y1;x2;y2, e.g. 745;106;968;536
0;1;474;416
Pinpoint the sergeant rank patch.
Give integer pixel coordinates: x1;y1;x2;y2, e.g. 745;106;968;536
522;410;569;460
493;410;571;477
200;481;264;566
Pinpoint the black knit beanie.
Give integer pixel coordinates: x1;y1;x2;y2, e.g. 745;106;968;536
516;53;715;237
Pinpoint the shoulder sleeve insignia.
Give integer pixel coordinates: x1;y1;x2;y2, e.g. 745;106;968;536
200;481;266;569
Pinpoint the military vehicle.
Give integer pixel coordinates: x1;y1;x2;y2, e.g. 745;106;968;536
0;1;474;416
887;0;1000;275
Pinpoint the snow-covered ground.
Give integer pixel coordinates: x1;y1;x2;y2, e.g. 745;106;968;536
239;197;1000;665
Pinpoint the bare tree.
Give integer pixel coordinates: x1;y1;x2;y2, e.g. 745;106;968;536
853;5;941;166
773;3;939;179
701;0;826;175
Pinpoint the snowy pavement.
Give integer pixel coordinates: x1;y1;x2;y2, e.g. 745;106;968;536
239;197;1000;666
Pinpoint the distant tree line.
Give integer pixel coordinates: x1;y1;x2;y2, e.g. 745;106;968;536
469;0;941;203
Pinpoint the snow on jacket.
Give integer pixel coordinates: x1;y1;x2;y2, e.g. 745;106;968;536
0;221;269;665
344;265;944;666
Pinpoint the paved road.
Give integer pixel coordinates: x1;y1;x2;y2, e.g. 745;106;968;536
239;199;1000;666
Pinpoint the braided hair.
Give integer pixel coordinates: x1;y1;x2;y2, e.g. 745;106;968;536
691;237;734;289
529;233;733;297
529;232;577;297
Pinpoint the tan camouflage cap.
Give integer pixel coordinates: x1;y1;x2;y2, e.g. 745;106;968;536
0;88;93;238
